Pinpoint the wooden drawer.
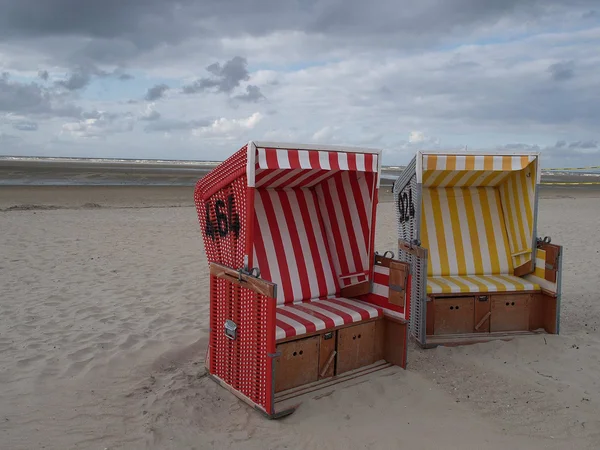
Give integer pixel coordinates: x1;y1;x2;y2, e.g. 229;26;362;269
490;294;530;332
274;335;320;392
433;297;475;335
337;321;378;375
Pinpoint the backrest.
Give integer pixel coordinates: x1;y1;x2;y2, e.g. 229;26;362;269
252;188;339;305
421;186;513;276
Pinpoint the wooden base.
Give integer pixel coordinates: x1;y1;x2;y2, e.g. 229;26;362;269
274;360;394;410
274;316;407;393
423;291;558;347
209;315;408;420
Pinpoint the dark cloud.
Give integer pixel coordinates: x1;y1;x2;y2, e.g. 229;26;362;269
0;73;80;117
145;83;169;101
233;85;265;102
548;61;575;81
183;57;249;94
568;140;597;149
0;73;50;113
0;132;21;143
13;121;39;131
56;69;93;90
54;64;133;91
500;140;600;167
0;0;597;67
144;118;212;132
38;70;49;81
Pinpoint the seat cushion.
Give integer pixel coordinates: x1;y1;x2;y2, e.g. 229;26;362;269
427;274;540;295
276;297;382;341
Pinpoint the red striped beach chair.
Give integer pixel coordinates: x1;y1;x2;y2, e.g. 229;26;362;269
394;151;563;347
195;141;410;418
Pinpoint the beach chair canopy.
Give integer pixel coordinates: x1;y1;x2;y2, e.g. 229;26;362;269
396;151;542;295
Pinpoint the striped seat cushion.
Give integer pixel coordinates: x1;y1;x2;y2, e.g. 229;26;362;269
275;297;382;341
427;274;540;294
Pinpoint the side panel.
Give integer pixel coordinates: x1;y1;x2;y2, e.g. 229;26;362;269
196;168;248;270
357;254;410;319
209;263;277;415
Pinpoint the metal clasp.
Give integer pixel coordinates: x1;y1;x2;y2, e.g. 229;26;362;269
224;320;237;340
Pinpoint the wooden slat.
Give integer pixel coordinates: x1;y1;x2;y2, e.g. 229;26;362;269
423;330;547;348
210;262;276;298
383;317;407;368
318;333;336;379
340;280;371;298
398;239;428;259
274;360;392;402
514;260;533;277
474;295;491;332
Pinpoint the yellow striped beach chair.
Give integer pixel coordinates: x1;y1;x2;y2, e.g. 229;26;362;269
394;151;563;347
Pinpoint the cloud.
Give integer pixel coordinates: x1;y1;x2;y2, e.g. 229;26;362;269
547;61;575;81
194;112;263;137
144;83;169;101
61;111;135;138
0;73;81;117
233;85;265;102
38;70;49;81
0;1;597;164
13;121;38;131
55;64;104;91
54;64;134;91
144;118;212;132
139;104;161;121
312;126;338;141
408;131;440;146
183;56;250;94
0;132;21;143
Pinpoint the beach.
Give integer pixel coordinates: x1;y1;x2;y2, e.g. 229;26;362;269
1;181;600;449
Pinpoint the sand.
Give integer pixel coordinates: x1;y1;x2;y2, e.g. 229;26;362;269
1;186;600;450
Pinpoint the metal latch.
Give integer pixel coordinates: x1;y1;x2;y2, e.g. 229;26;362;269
224;320;237;340
478;296;488;302
323;332;334;340
389;283;405;293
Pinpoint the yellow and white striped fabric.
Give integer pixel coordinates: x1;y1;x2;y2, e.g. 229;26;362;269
422;154;536;174
499;164;537;268
421;187;513;276
534;248;546;278
419;153;540;295
523;248;557;294
427;274;540;294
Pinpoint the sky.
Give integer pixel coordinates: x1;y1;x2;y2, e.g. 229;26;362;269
0;1;599;167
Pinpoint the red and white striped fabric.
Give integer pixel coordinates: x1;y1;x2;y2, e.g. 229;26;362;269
359;265;409;319
315;171;375;288
253;188;339;304
252;172;377;304
275;297;382;341
254;147;379;189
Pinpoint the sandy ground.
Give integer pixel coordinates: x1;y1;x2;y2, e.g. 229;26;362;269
1;186;600;450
